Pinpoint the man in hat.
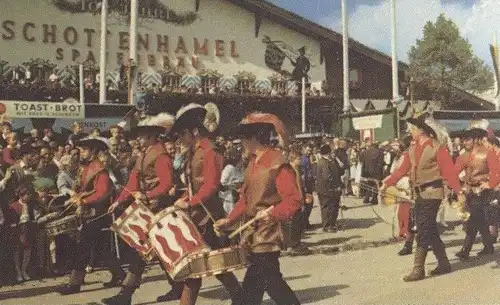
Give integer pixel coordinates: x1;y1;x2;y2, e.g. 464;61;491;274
453;128;499;260
315;143;343;232
215;113;301;305
103;113;181;305
58;137;125;295
291;46;311;82
382;114;463;282
170;103;243;305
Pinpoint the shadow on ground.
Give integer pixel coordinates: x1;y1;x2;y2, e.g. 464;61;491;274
338;218;380;230
195;274;313;301
303;235;362;248
262;284;349;304
0;281;100;301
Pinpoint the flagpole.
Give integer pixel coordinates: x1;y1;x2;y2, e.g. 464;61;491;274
128;0;138;105
79;64;84;104
302;77;306;132
495;32;499;111
391;0;399;100
99;0;108;104
341;0;349;112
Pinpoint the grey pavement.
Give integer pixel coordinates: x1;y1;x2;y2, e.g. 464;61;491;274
2;196;500;305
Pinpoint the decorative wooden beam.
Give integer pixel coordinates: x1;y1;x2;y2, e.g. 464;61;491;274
254;12;262;38
195;0;201;11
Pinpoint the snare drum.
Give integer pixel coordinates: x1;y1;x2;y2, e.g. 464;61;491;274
45;215;79;237
187;246;248;278
148;206;209;281
111;201;156;261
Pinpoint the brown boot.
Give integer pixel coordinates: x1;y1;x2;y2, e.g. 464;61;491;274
180;278;202;305
57;270;85;295
429;240;451;276
403;247;427;282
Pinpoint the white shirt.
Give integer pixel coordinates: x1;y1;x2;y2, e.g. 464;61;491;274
219;164;244;211
18;199;30;224
49;73;58;82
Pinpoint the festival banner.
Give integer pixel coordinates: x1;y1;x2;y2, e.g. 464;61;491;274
0;101;85;119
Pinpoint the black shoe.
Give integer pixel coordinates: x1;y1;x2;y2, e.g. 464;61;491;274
477;247;494;257
57;284;81;295
429;264;451;276
102;292;132;305
156;288;182;302
455;250;469;261
103;271;126;288
398;246;412;256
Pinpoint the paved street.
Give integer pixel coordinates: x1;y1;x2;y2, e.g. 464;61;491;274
2;197;500;305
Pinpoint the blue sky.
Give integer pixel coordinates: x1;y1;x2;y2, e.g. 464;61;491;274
267;0;496;66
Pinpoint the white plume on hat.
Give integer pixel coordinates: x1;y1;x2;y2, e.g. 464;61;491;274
138;112;175;130
175;103;205;119
425;117;452;152
470;119;489;130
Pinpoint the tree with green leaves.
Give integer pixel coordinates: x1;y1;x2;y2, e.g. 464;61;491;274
408;14;494;105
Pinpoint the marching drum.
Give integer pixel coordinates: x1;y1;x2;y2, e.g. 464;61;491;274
45;214;79;237
147;206;209;281
187;246;248;279
111;201;156;261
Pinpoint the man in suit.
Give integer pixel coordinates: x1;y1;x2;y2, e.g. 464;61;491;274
359;138;384;205
315;144;343;232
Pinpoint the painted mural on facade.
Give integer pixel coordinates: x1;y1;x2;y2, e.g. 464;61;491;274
0;0;325;90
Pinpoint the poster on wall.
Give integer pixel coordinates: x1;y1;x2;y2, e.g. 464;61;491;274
360;129;374;142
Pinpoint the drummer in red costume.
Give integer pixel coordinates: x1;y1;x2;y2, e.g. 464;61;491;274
171;103;243;305
215;113;302;305
58;137;124;295
103;113;181;305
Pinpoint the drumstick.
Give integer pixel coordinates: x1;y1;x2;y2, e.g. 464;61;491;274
86;211;113;224
228;206;273;239
57;203;74;217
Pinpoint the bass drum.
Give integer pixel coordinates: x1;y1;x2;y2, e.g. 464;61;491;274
187;246;248;279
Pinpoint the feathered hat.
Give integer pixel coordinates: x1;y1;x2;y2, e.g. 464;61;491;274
406;113;437;139
74;136;110;152
236;112;289;146
469;118;493;138
170;103;207;134
132;112;175;136
459;128;488;140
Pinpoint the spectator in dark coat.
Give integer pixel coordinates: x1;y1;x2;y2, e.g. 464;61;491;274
315;144;343;232
359;139;384;205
